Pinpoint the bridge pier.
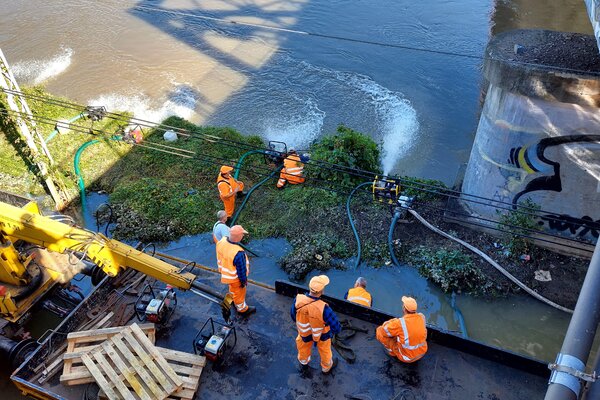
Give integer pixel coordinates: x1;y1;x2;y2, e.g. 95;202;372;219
461;29;600;246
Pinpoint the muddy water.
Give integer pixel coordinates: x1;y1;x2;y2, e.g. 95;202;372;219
160;233;580;362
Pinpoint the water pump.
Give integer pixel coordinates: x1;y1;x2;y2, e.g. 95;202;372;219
135;284;177;325
193;318;237;365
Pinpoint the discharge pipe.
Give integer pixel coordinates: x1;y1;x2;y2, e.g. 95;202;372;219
346;181;373;270
545;240;600;400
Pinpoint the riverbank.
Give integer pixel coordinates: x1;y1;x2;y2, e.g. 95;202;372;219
0;89;590;309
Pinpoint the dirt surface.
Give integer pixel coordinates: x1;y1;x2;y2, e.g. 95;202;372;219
490;29;600;72
389;200;588;310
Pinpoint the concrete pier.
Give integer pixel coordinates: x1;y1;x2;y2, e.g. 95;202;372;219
461;29;600;244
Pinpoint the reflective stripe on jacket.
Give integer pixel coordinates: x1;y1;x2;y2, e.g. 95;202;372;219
216;237;250;284
346;287;372;308
295;294;330;342
382;314;428;362
278;154;305;186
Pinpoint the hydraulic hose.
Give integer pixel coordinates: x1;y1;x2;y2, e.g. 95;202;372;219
388;211;402;267
346;181;373;270
407;208;573;314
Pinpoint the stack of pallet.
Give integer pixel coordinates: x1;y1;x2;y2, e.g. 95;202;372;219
60;323;206;400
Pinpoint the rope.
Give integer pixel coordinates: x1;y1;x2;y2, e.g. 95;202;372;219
408;209;574;314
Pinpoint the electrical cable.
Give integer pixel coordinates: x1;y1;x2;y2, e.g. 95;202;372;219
0;94;588;230
0;87;593;226
132;5;600;78
0;104;595;251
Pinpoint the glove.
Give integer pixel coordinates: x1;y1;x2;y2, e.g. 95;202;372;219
240;281;246;288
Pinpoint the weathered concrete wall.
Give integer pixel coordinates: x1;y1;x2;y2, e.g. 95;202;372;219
584;0;600;52
462;30;600;243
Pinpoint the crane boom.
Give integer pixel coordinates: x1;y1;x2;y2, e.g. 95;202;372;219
0;200;232;322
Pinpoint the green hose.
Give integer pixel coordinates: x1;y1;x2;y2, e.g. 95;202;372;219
388;211;402;268
74;137;120;225
346;181;373;270
233;150;265;180
230;168;280;225
46;112;86;142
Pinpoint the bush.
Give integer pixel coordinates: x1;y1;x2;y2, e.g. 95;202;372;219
497;198;540;256
408;247;489;294
310;125;381;186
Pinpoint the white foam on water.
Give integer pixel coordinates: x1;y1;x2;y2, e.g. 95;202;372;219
12;47;73;85
262;97;325;149
336;72;419;175
89;83;199;123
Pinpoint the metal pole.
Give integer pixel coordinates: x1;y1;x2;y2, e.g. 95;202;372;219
582;342;600;400
545;241;600;400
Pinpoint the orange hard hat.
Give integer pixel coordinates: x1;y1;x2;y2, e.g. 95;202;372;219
309;275;330;292
220;165;234;174
402;296;418;312
229;225;248;242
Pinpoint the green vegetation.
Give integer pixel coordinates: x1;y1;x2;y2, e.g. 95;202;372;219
407;247;492;294
497;198;541;256
1;91;490;294
310;125;382;186
401;176;448;201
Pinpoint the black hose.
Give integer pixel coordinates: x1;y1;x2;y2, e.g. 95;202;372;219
12;262;44;301
346;182;373;270
230;168;280;226
388;211;402;267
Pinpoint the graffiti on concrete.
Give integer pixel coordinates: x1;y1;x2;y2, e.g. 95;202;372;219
539;213;600;238
507;134;600;206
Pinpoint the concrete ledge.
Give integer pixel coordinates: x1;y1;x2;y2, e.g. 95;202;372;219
484;29;600;106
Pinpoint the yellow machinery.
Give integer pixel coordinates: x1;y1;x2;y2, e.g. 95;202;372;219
372;176;401;205
0;200;232;323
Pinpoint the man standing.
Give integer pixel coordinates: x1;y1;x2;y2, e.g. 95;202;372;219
277;149;307;188
376;296;427;363
213;210;230;243
344;277;372;308
217;165;244;218
291;275;341;374
216;225;255;316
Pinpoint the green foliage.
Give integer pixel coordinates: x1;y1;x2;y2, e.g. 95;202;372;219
408;247;489;294
310;125;381;186
401;176;448;201
110;177;218;241
497;198;540;256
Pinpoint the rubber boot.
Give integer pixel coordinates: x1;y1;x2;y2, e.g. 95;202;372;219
323;357;338;374
240;306;256;317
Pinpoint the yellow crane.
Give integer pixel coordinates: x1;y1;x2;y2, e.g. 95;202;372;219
0;200;232;323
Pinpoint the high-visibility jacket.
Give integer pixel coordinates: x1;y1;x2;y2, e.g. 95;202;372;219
295;294;330;342
217;175;237;200
278;154;305;187
216;238;250;284
346;287;372;308
381;314;428;363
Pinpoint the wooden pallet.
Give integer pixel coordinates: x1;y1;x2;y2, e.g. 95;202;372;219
60;323;156;386
80;323;183;400
99;348;206;400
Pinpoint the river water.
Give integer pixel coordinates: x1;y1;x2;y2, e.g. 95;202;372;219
0;0;597;397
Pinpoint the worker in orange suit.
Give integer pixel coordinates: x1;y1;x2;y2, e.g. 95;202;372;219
344;277;372;308
290;275;341;374
376;296;428;363
217;165;244;218
216;225;256;316
277;149;307;188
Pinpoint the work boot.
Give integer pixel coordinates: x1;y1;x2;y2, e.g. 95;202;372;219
322;357;338;375
240;306;256;317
